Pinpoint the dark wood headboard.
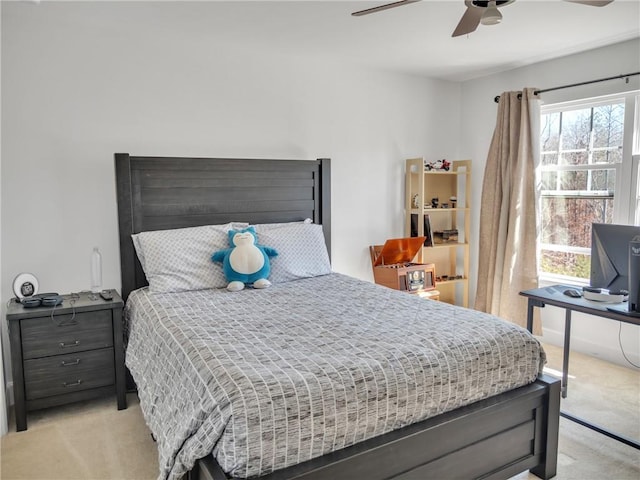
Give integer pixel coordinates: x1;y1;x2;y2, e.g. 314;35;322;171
114;153;331;300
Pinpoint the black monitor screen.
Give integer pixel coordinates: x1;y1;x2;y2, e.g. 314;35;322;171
590;223;640;292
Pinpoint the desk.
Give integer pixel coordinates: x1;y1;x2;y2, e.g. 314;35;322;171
520;284;639;450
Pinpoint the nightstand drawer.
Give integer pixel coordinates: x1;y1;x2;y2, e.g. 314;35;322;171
21;310;113;359
24;348;115;400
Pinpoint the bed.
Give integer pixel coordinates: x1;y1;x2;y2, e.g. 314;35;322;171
114;153;560;480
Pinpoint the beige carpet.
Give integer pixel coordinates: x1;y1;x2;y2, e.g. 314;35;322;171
1;344;638;480
1;394;158;480
512;343;640;480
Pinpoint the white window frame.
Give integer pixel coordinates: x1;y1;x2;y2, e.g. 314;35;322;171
538;91;639;285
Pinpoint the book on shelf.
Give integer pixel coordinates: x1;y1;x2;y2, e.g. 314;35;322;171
410;213;433;247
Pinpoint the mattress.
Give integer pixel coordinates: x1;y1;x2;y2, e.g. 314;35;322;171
124;273;545;480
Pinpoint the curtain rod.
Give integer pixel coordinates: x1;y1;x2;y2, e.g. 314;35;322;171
493;71;640;103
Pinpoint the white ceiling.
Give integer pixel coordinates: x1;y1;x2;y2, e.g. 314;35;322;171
140;0;640;82
21;0;640;82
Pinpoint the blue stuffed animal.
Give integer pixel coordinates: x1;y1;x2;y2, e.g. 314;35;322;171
211;226;278;292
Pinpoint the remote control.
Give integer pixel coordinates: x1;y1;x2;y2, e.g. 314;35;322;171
100;290;113;301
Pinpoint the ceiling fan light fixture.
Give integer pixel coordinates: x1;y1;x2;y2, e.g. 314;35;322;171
480;2;502;26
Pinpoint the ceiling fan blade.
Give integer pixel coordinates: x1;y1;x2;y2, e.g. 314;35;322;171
452;6;483;37
351;0;421;17
564;0;614;6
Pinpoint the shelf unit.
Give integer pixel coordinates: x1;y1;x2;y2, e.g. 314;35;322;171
404;158;471;307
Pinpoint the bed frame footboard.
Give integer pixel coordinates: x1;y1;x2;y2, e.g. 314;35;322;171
188;374;560;480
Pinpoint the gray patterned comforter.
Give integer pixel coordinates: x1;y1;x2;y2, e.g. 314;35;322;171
124;273;545;480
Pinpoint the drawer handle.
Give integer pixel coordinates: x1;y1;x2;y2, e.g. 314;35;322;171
56;319;79;327
60;359;81;366
63;380;83;388
59;340;80;349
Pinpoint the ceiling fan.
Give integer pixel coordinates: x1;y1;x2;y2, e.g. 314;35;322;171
351;0;614;37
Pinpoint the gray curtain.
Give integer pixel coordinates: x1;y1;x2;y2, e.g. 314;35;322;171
475;88;541;334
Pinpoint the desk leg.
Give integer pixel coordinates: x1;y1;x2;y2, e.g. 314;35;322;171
562;309;572;399
526;298;545;333
527;299;534;333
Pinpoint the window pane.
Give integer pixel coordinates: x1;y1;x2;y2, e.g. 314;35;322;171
541;112;560;152
561;108;591;151
541;171;557;190
592;103;624;149
589;169;615;192
561;151;588;166
541;153;558;166
540;250;591;280
540;197;614;247
592;147;623;164
558;170;588;191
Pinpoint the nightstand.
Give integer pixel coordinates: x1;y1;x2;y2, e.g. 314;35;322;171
7;289;127;431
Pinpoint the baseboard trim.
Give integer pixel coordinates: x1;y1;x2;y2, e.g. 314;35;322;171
542;327;640;368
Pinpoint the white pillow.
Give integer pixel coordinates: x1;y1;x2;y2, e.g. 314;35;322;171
132;222;247;293
254;222;331;284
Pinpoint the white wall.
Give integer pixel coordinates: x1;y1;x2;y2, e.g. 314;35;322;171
0;0;7;438
0;2;461;392
460;39;640;367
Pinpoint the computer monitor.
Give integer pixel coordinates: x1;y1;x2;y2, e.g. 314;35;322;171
590;223;640;293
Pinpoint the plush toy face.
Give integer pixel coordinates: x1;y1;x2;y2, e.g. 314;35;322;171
230;229;256;247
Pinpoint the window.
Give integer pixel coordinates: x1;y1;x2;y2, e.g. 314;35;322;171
538;91;640;284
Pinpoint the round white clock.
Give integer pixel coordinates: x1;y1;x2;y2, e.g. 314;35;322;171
12;272;39;300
